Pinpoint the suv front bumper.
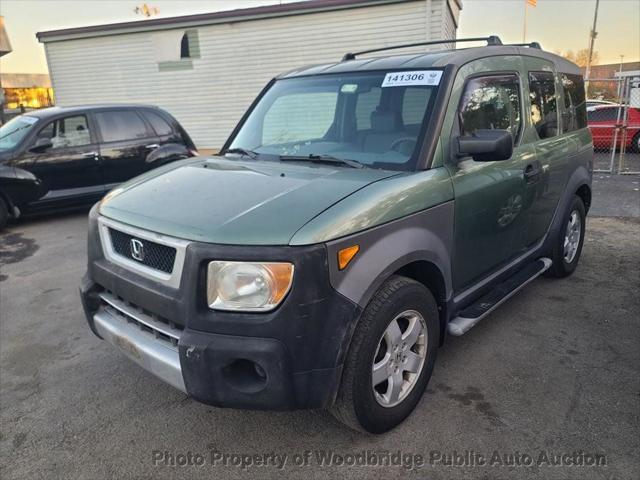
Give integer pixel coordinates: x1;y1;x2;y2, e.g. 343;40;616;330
80;212;362;410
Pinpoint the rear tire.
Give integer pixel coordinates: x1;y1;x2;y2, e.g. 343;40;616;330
330;275;439;434
545;195;586;278
0;197;9;232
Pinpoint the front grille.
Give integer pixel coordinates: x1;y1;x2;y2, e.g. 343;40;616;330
98;291;183;348
109;228;176;274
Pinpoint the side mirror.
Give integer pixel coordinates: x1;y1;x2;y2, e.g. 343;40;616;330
457;129;513;162
29;138;53;153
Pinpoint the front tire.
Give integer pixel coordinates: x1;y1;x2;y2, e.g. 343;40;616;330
330;276;439;434
545;195;586;278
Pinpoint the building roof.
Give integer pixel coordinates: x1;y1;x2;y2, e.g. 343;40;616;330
280;44;581;78
0;73;51;88
37;0;434;43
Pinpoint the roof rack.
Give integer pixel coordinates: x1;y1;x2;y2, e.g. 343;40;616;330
505;42;542;49
341;36;503;61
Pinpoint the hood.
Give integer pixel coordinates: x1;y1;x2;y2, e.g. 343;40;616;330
99;156;399;245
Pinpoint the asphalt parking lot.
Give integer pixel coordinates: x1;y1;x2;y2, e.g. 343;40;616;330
1;177;639;480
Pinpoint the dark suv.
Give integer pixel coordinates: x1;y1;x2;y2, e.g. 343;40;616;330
0;104;197;229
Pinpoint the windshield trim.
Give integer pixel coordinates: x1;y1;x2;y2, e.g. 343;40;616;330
220;68;448;172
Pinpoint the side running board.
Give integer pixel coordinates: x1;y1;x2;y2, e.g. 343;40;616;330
448;258;552;336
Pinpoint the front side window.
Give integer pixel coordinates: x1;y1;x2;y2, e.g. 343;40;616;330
561;73;587;132
529;71;559;139
37;115;92;149
95;111;150;143
228;71;441;171
0;115;39;151
459;74;522;142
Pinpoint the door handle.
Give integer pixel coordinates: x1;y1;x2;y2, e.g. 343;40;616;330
145;144;159;149
523;162;541;184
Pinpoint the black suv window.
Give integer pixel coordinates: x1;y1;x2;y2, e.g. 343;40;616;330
459;74;522;142
95;110;150;143
37;115;92;149
529;71;559;139
142;110;173;136
561;73;587;132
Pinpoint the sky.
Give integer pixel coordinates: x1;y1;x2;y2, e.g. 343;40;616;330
0;0;639;74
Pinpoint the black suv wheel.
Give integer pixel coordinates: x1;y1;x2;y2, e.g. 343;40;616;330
330;275;439;433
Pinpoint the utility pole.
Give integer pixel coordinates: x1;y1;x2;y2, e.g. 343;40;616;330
584;0;600;81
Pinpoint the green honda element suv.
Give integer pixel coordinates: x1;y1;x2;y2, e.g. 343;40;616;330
80;36;592;433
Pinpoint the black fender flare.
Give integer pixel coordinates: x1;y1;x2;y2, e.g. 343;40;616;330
543;164;592;253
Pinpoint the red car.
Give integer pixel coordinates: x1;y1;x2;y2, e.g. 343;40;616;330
587;105;640;151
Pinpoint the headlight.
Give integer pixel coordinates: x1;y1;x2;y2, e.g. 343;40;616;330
207;261;294;312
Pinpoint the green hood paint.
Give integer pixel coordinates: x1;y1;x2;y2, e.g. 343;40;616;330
99;156;400;245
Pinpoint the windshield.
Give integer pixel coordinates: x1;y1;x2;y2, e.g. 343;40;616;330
228;70;442;171
0;115;39;151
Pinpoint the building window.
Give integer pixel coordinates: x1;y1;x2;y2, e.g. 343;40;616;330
180;33;190;59
152;29;200;72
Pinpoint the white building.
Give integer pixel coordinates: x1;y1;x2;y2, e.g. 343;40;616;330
37;0;462;149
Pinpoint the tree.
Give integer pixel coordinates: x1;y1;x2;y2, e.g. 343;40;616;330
557;49;599;67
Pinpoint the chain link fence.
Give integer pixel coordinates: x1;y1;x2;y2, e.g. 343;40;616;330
587;76;640;174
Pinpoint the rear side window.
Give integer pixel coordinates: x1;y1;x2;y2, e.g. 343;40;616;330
459;74;522;142
529;71;559;139
142;110;173;136
561;73;587;132
95;110;150;143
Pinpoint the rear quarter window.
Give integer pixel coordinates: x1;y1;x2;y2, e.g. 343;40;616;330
142;110;173;136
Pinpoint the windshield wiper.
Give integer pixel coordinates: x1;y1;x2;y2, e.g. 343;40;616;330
279;154;364;169
224;147;258;159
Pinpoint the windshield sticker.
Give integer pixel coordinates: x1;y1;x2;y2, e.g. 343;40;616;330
382;71;442;88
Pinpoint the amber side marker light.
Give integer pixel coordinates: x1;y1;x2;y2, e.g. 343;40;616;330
338;245;360;270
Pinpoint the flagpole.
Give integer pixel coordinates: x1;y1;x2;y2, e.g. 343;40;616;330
523;0;528;43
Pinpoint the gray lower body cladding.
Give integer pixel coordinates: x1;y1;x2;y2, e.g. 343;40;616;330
81;208;361;410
